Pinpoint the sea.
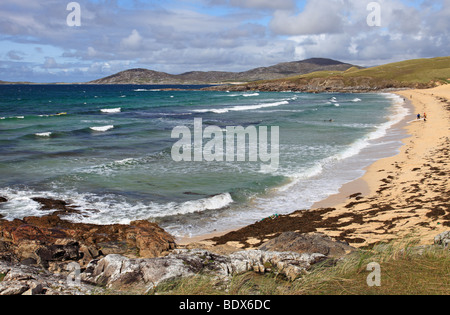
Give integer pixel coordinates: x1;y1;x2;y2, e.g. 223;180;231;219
0;85;410;239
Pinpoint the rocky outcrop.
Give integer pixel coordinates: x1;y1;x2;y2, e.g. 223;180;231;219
0;198;176;271
0;248;326;295
1;226;448;294
259;232;355;258
81;249;326;294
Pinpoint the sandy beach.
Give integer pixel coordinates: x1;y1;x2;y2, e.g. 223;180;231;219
186;85;450;250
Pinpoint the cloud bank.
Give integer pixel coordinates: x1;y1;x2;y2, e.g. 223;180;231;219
0;0;448;82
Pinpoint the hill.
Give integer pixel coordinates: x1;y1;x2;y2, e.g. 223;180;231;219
208;57;450;92
88;58;358;85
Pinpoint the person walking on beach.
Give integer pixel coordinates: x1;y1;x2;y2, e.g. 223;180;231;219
424;113;427;122
417;113;421;120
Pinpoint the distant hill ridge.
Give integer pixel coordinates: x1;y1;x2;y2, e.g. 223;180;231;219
88;58;358;85
205;56;450;93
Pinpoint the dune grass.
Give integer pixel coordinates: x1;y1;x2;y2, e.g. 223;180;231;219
150;240;450;296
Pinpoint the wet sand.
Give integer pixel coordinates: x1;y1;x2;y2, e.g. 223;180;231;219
184;85;450;250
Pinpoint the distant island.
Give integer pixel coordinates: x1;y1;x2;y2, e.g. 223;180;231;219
87;58;358;85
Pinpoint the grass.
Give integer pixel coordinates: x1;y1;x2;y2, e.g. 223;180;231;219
251;56;450;89
290;242;450;295
150;240;450;295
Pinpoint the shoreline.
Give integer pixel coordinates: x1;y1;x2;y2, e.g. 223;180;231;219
178;91;412;246
312;96;414;208
183;85;450;249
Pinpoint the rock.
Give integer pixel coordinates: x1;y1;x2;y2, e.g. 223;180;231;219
0;260;102;295
0;281;29;295
0;197;7;203
228;250;325;281
259;232;355;258
82;249;326;293
81;251;222;293
0;198;177;267
22;282;44;295
11;224;50;243
434;231;450;247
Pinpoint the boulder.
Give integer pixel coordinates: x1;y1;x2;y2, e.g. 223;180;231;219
0;260;101;295
0;281;30;295
434;231;450;247
0;197;7;203
259;232;355;258
82;249;326;293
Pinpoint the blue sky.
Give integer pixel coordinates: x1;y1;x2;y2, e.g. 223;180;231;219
0;0;448;82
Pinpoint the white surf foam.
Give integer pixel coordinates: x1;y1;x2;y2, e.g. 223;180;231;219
100;108;121;113
193;100;289;114
134;89;160;92
0;187;234;225
35;132;52;137
162;193;234;218
90;125;114;132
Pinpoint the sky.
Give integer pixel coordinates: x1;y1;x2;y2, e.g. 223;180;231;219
0;0;448;83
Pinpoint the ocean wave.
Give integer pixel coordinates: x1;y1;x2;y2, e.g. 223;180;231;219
35;132;52;137
86;157;141;174
90;125;114;132
0;187;233;225
79;152;169;175
163;193;234;217
243;93;260;97
327;94;408;162
193;100;289;114
100;108;121;113
277;94;408;192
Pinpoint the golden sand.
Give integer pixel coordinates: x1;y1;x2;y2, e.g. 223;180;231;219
307;85;450;247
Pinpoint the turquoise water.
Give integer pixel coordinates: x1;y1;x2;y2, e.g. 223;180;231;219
0;85;408;237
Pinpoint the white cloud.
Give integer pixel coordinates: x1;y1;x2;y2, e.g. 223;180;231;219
120;29;143;50
270;0;346;35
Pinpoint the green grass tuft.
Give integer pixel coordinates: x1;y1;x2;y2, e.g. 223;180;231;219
150;240;450;296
